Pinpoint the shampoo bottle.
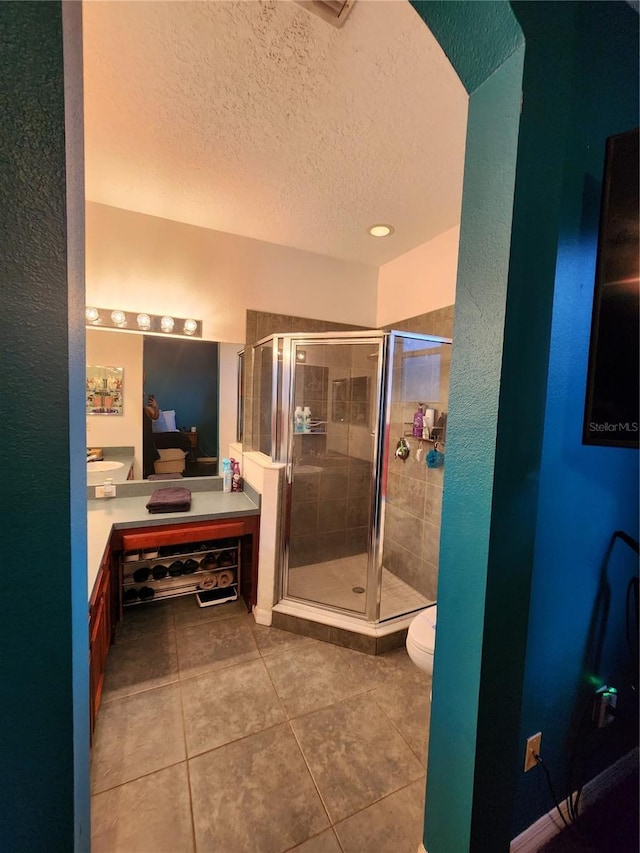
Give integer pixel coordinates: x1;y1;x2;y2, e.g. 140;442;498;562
294;406;304;433
303;406;311;433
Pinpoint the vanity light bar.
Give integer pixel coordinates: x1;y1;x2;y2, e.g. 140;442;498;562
85;307;202;338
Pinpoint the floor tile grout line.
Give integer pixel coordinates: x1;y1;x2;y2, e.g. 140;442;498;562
186;717;289;763
91;756;189;798
287;718;336;832
331;774;428;839
102;625;181;704
175;653;198;853
368;683;430;768
282;827;345;853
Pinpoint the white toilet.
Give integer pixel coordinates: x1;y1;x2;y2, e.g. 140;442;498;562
406;605;437;676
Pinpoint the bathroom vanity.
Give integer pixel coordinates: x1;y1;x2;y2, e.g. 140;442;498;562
87;483;260;734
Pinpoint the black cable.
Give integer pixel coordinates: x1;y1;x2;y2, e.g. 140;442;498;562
535;754;571;828
565;692;597;824
626;576;639;678
612;530;639;554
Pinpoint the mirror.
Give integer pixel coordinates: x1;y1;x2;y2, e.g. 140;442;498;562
86;328;242;480
86;365;124;415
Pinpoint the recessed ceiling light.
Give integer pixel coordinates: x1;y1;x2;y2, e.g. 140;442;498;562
368;224;394;237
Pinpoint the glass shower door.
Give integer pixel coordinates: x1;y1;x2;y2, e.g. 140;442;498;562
284;336;383;616
377;332;451;621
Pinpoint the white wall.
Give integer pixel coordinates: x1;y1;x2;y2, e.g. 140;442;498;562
219;343;243;462
376;224;460;327
86;202;379;343
86;328;144;477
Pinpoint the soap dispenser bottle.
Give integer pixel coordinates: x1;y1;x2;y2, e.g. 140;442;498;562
294;406;304;434
412;404;424;438
303;406;311;433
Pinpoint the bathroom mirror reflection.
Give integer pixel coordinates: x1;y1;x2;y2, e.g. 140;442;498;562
86;328;241;480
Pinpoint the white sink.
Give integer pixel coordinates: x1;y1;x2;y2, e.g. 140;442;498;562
87;460;124;472
295;464;323;474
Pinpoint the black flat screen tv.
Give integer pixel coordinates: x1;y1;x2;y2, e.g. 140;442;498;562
582;127;639;448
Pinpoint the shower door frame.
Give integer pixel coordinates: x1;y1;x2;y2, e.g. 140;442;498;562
270;331;388;622
258;329;451;625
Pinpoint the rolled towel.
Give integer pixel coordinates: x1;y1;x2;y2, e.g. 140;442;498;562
199;573;217;591
133;567;150;583
216;570;234;588
146;487;192;514
169;560;184;577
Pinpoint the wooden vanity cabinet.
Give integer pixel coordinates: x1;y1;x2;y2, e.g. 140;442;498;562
89;545;113;737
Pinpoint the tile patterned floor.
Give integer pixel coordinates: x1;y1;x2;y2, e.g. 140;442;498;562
91;598;432;853
288;556;432;619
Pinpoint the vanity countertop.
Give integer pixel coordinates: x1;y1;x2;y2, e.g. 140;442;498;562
87;487;260;598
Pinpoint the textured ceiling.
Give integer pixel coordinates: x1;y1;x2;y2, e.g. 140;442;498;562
82;0;468;266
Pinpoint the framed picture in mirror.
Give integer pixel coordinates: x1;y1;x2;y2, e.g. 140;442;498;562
87;365;124;415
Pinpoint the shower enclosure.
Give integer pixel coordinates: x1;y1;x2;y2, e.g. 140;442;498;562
253;330;451;626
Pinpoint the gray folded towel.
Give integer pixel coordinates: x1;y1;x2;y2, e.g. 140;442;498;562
146;487;192;514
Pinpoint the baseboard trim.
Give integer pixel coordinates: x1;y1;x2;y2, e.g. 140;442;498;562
510;747;638;852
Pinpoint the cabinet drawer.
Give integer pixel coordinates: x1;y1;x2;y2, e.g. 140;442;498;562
121;520;246;551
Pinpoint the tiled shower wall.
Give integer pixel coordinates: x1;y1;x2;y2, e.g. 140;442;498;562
243;309;365;453
382;306;454;600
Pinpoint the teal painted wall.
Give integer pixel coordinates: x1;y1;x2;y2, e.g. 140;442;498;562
511;0;639;836
411;3;528;851
0;2;89;850
415;1;638;850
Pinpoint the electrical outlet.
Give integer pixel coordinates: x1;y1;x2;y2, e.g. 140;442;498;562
95;485;105;498
593;686;617;728
524;732;542;772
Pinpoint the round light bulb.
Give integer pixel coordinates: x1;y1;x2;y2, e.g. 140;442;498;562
368;224;394;237
160;316;175;333
137;313;151;330
183;318;198;335
111;310;126;327
85;307;99;323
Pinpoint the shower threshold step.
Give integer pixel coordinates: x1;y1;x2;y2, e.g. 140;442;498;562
271;602;426;656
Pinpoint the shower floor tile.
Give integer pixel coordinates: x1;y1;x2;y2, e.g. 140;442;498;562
287;555;431;618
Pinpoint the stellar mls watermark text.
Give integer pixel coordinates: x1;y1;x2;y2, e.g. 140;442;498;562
588;422;639;433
